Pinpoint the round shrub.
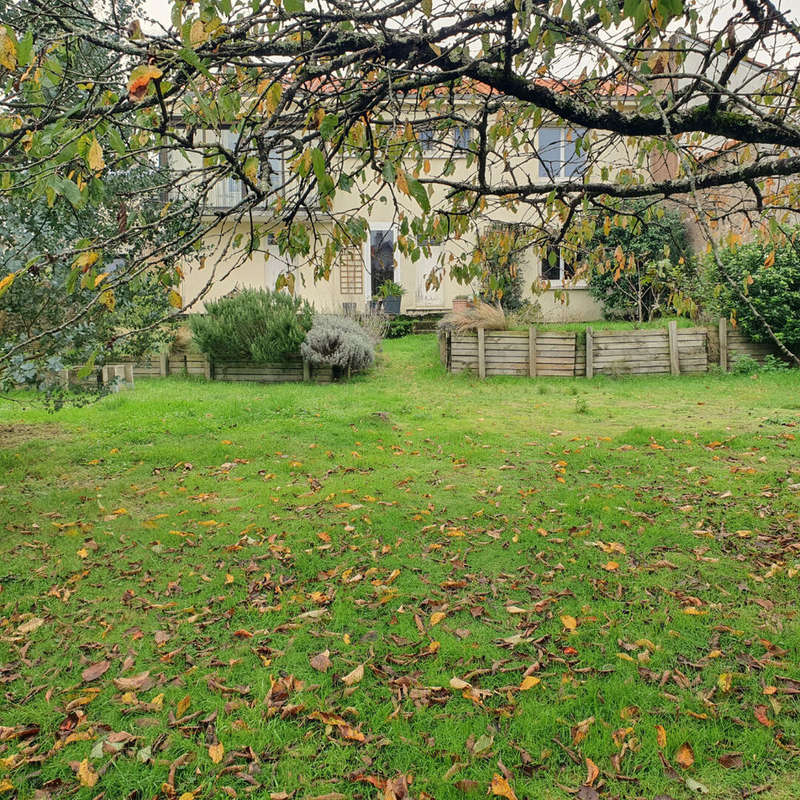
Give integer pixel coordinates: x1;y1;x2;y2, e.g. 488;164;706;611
301;315;374;373
189;288;313;363
708;238;800;355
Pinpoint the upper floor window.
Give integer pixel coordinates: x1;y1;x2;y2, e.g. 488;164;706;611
453;125;471;152
537;127;586;179
418;127;436;153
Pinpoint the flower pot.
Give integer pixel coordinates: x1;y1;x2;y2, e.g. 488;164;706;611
382;295;402;315
452;297;470;312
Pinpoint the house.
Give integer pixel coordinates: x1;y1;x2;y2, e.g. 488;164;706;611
174;86;653;322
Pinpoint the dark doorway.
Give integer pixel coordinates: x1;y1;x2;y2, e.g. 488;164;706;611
370;228;395;297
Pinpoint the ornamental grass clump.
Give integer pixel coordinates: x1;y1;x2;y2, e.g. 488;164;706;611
437;301;507;333
189;288;313;364
301;315;375;374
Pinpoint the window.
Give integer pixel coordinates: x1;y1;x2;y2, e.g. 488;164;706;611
541;246;576;285
537;127;586;179
418;127;436;153
453;125;471;152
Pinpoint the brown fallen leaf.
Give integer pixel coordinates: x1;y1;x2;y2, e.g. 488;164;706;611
655;724;667;749
384;774;411;800
675;742;694;769
113;671;153;691
489;773;518;800
310;650;332;673
718;752;743;769
209;742;224;764
560;615;577;632
585;757;599;786
177;695;191;716
342;664;364;686
754;705;773;728
16;617;44;635
430;611;446;625
81;660;110;682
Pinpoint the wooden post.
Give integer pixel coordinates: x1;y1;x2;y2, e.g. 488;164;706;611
528;327;537;378
585;327;593;379
477;327;486;379
204;358;212;380
302;359;311;382
668;320;680;376
718;317;728;372
159;352;168;377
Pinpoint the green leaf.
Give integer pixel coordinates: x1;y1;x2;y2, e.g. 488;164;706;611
178;46;213;80
319;113;338;141
17;30;33;67
406;177;430;213
283;0;305;13
59;178;84;209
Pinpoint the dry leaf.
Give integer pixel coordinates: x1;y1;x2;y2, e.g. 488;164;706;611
430;611;446;625
77;758;98;788
17;617;44;635
754;705;773;727
310;650;332;672
449;677;471;690
209;742;224;763
560;614;577;631
489;773;518;800
177;694;191;716
675;742;694;769
81;660;110;682
519;676;540;691
342;664;364;686
585;757;599;786
113;671;153;691
655;724;667;749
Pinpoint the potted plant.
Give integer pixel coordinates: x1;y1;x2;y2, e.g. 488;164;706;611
376;280;406;314
452;294;470;312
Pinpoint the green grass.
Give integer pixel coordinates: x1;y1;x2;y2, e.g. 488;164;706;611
1;335;800;800
534;316;698;333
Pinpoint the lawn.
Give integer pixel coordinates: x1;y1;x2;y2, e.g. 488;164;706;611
1;335;800;800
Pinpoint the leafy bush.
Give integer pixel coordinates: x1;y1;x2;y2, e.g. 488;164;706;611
301;315;374;373
386;317;414;338
190;289;313;363
587;202;691;322
706;238;800;356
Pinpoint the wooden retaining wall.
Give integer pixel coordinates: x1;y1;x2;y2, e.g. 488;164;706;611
123;353;334;383
446;319;781;378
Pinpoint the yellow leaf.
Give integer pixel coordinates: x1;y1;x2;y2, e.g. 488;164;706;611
396;168;409;196
0;31;17;71
77;758;98;788
490;773;518;800
74;250;100;270
100;288;115;310
94;272;109;288
209;742;224;764
560;614;577;631
655;724;667;749
603;560;619;571
177;695;191;716
189;19;208;46
168;290;183;309
430;611;446;626
225;573;234;584
87;137;105;174
718;672;734;693
519;675;540;690
128;64;163;101
0;272;14;299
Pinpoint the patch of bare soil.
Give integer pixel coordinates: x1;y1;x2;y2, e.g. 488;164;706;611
0;423;65;449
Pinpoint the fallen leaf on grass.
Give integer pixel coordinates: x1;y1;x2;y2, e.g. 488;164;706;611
430;611;446;625
342;664;364;686
489;774;517;800
585;757;599;786
113;671;153;691
655;724;667;749
310;650;331;672
754;705;773;727
718;753;743;769
560;615;577;631
16;617;44;635
675;742;694;769
208;742;224;763
519;676;540;690
177;695;191;716
81;660;110;682
77;758;98;787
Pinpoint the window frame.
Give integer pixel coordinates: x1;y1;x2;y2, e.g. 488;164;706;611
537;127;587;181
540;246;586;288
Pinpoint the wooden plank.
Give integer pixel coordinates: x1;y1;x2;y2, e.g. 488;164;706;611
303;359;310;382
719;318;728;371
528;327;537;378
477;327;486;379
668;321;680;376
